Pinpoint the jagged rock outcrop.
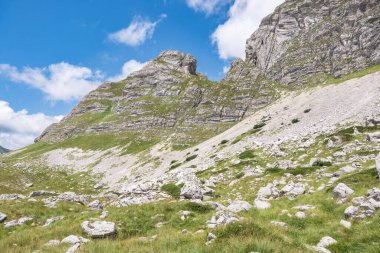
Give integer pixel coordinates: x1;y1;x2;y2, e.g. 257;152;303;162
228;0;380;85
36;50;276;146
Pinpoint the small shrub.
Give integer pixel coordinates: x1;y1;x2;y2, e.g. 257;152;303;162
235;172;245;179
312;160;332;167
253;122;266;129
304;108;311;113
169;163;181;170
292;118;300;124
184;202;213;213
185;154;198;162
220;140;229;145
170;160;178;164
238;150;255;159
161;183;181;199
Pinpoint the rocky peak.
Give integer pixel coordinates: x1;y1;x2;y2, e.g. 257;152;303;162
228;0;380;85
157;50;197;75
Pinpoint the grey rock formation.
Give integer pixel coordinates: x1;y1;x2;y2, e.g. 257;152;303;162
241;0;380;85
376;153;380;178
333;183;354;199
4;217;33;228
226;200;252;213
0;212;7;222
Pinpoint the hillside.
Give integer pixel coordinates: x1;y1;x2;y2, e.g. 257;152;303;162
0;146;9;154
0;0;380;252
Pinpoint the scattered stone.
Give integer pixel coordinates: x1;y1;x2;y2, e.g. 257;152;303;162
227;200;252;213
179;210;192;220
376;154;380;178
180;175;203;200
4;217;33;228
195;229;204;234
367;132;380;143
100;211;108;219
88;200;103;210
292;205;315;211
206;233;217;245
333;183;354;199
81;221;116;238
295;212;306;219
253;199;271;209
207;211;240;228
340;220;351;229
45;240;61;246
317;236;337;248
43;216;64;227
0;212;7;222
61;235;90;244
25;183;34;188
333;166;356;177
66;243;81;253
0;194;25;201
270;221;287;227
344;206;359;218
351;197;365;205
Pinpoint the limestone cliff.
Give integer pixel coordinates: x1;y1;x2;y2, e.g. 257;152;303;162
228;0;380;85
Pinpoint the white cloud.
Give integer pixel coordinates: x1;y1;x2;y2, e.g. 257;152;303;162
108;15;166;46
0;63;102;102
107;60;147;82
0;100;63;149
211;0;284;59
186;0;231;15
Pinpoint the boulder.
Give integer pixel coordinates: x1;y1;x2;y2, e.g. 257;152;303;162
66;243;81;253
180;176;203;200
317;236;337;248
206;232;217;245
333;183;354;199
81;221;116;238
368;188;380;201
365;117;380;127
254;199;271;209
376;154;380;178
270;221;287;227
344;205;359;218
340;220;351;229
88;200;103;210
227;200;252;213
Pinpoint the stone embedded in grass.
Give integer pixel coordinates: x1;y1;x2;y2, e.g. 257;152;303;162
0;194;25;201
43;216;64;227
253;199;271;209
340;220;351;229
81;221;116;238
270;221;288;228
206;211;240;228
227;200;252;213
0;212;7;222
88;200;103;210
4;217;33;228
376;153;380;178
292;205;315;211
317;236;337;248
66;243;81;253
332;183;354;199
29;190;56;197
45;240;61;246
344;205;359;218
61;235;90;244
295;212;306;219
206;233;217;245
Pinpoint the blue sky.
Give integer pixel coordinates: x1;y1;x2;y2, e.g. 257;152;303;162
0;0;283;149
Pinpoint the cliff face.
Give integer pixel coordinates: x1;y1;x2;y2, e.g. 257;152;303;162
36;50;276;146
0;146;9;154
232;0;380;85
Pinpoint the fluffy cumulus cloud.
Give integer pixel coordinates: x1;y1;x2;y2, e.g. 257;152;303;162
186;0;232;15
0;63;103;102
0;100;63;149
211;0;284;59
107;60;147;82
108;15;167;46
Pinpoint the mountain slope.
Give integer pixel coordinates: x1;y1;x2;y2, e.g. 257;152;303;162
0;146;9;154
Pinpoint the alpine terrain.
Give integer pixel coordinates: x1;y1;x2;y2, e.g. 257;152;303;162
1;0;380;252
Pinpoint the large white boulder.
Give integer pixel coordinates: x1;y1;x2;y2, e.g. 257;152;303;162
333;183;354;199
81;221;116;238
